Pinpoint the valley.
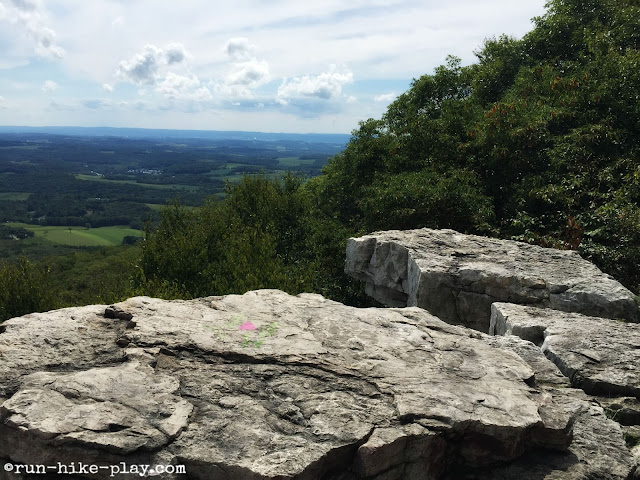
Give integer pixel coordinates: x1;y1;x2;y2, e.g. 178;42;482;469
0;128;348;260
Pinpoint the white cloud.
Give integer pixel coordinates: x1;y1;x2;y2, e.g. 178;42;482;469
41;80;57;92
226;59;270;86
117;43;190;85
374;92;396;102
214;37;270;100
10;0;37;11
1;0;65;59
165;43;189;64
0;0;548;133
102;83;114;93
225;37;255;61
117;44;163;85
156;72;212;101
213;83;252;100
83;98;113;110
277;66;353;101
0;95;6;108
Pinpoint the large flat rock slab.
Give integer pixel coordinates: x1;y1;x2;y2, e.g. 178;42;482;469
345;228;638;332
1;290;633;479
491;302;640;399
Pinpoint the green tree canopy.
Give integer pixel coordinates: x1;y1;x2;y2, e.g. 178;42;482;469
316;0;640;292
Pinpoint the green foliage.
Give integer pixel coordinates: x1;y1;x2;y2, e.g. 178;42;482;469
135;173;372;305
44;246;141;306
316;0;640;293
137;176;315;298
134;0;640;300
359;168;494;232
0;258;58;322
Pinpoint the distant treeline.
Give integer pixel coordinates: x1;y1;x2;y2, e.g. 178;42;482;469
0;134;344;228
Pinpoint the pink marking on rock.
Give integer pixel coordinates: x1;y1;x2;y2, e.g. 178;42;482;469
239;322;257;331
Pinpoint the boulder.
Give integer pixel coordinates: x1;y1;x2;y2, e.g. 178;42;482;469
481;335;635;480
345;228;638;332
490;302;640;399
490;302;640;478
1;290;633;479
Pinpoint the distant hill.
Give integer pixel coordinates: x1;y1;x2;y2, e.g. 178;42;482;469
0;126;351;146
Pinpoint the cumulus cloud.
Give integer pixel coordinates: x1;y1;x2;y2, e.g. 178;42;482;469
41;79;57;92
117;43;190;85
225;37;255;61
111;16;123;28
156;72;212;101
117;44;163;85
1;0;65;59
226;59;270;87
277;66;353;103
165;43;189;64
10;0;37;11
215;37;270;100
374;92;396;102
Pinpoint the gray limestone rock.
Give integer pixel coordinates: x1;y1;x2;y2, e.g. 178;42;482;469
489;303;640;479
481;335;635;479
451;396;635;480
345;228;638;332
490;302;640;398
1;290;631;479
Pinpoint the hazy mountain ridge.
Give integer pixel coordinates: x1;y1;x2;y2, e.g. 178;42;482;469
0;126;351;145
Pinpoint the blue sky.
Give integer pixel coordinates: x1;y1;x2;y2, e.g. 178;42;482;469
0;0;547;133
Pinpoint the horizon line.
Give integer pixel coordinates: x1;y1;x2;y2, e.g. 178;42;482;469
0;125;353;138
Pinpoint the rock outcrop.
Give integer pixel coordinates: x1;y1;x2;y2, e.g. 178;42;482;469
1;290;634;479
490;302;640;399
345;228;639;332
2;227;639;479
490;301;640;477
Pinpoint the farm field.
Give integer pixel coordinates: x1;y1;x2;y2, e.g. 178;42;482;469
74;174;200;192
0;192;30;201
7;223;143;247
277;157;315;167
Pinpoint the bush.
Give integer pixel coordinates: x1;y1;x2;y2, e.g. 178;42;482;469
0;258;59;322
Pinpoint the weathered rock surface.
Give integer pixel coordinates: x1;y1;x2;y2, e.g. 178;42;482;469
490;302;640;398
1;290;634;479
481;335;635;480
345;228;638;332
490;302;640;478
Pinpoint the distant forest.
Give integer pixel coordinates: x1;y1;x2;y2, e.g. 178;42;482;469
0;133;346;229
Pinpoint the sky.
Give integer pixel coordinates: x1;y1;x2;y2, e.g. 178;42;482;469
0;0;548;134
